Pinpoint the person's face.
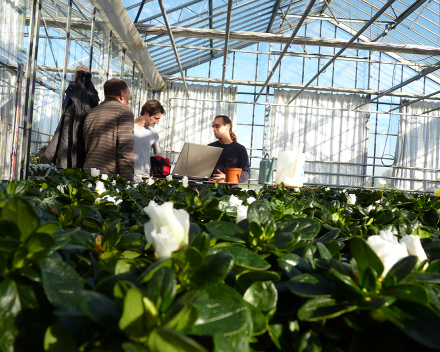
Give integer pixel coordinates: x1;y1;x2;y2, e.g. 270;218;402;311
212;117;229;139
121;88;132;105
145;112;162;127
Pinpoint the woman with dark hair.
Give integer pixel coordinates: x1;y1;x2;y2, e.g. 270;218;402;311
208;115;250;183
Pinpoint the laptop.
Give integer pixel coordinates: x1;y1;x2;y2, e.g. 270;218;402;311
154;143;223;181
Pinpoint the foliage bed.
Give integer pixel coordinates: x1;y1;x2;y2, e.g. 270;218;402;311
2;169;440;352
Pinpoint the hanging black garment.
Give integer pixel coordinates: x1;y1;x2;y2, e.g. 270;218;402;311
44;71;100;169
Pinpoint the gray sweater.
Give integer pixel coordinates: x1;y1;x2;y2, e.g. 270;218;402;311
134;124;162;182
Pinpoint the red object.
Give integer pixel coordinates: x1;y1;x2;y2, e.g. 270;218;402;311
151;156;171;175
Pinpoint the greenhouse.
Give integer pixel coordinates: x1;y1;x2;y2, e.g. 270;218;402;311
2;0;440;351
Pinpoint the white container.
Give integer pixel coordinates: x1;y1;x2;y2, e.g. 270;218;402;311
275;144;305;187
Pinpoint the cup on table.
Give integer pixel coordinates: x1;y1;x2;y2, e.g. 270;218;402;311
435;189;440;197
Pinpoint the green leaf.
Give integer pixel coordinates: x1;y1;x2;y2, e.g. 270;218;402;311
0;197;40;241
183;284;252;337
298;297;357;321
190;232;211;256
211;246;270;271
350;237;384;285
6;181;16;195
315;229;340;243
267;232;296;250
278;253;312;277
39;257;83;310
119;287;155;337
286;218;321;240
327;269;365;298
122;342;149;352
383;256;418;287
0;279;21;351
190;252;234;289
383;284;430;305
206;221;247;243
162;302;199;332
144;266;176;313
27;233;56;254
422;208;439;227
382;302;440;350
138;259;173;284
288;274;341;298
76;290;121;329
94;273;138;298
243;281;277;312
374;210;394;224
213;332;250;352
407;273;440;283
248;201;276;238
412;226;431;239
0;219;21;239
36;222;61;235
149;328;208;352
172;246;204;273
236;271;280;293
316;243;332;259
44;325;77;352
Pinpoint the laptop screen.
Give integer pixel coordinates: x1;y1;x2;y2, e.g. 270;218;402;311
172;143;223;178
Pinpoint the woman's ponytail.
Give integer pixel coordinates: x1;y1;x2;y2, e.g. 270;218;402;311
215;115;237;142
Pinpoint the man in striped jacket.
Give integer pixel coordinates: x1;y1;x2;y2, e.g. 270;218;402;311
83;78;135;182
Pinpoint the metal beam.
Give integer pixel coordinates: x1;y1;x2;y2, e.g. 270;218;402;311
158;0;189;98
209;0;213;56
372;0;427;42
138;0;206;23
134;0;148;23
266;0;282;32
255;0;317;102
286;0;397;106
283;14;393;24
161;75;440;100
387;88;440;113
221;0;233;100
352;61;440;110
59;0;73;114
138;25;440;56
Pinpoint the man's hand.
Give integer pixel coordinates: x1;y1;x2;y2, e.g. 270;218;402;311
72;64;89;81
211;168;225;183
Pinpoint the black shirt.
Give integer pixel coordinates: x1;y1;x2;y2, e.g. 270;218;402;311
208;141;250;183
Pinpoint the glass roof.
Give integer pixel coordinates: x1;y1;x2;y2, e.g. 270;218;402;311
115;0;440;77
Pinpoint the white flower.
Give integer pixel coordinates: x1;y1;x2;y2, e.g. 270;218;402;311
366;205;375;214
116;189;120;193
400;235;428;264
126;185;131;190
236;205;248;223
87;183;92;188
147;178;155;186
379;179;387;185
39;188;43;192
347;194;356;205
182;176;188;188
149;227;180;260
102;195;123;206
325;187;330;191
95;197;102;204
95;181;106;194
229;195;243;207
56;185;65;193
247;197;256;204
367;230;408;278
101;174;108;180
112;180;116;186
375;200;381;204
143;201;189;259
342;189;347;193
91;168;100;176
166;175;173;182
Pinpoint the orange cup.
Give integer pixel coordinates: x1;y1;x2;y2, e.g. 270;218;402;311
225;168;241;183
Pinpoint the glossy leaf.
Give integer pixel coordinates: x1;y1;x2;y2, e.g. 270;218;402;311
162;302;199;332
149;328;208;352
39;257;83;310
44;325;77;352
211;246;270;271
76;290;121;329
298;297;357;321
236;270;280;293
288;274;341;298
243;281;277;312
144;266;176;313
0;197;39;241
350;237;384;284
383;256;418;288
248;201;276;238
206;221;247;243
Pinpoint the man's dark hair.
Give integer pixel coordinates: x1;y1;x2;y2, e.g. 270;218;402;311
104;78;129;97
141;100;166;116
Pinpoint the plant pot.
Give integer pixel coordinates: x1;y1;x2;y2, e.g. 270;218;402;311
225;168;241;183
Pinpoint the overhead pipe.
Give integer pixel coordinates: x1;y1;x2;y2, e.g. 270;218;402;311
221;0;233;100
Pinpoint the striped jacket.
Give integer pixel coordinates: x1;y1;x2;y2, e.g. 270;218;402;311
83;97;135;181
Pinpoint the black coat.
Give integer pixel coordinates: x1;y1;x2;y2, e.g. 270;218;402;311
44;71;99;169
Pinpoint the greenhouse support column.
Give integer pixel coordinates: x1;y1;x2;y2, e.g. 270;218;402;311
120;49;125;80
106;31;112;79
20;0;41;180
89;7;96;70
58;0;73;115
262;44;272;154
220;0;232;100
10;64;24;181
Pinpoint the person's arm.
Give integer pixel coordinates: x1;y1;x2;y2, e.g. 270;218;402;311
117;111;135;182
238;146;250;183
152;138;162;157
